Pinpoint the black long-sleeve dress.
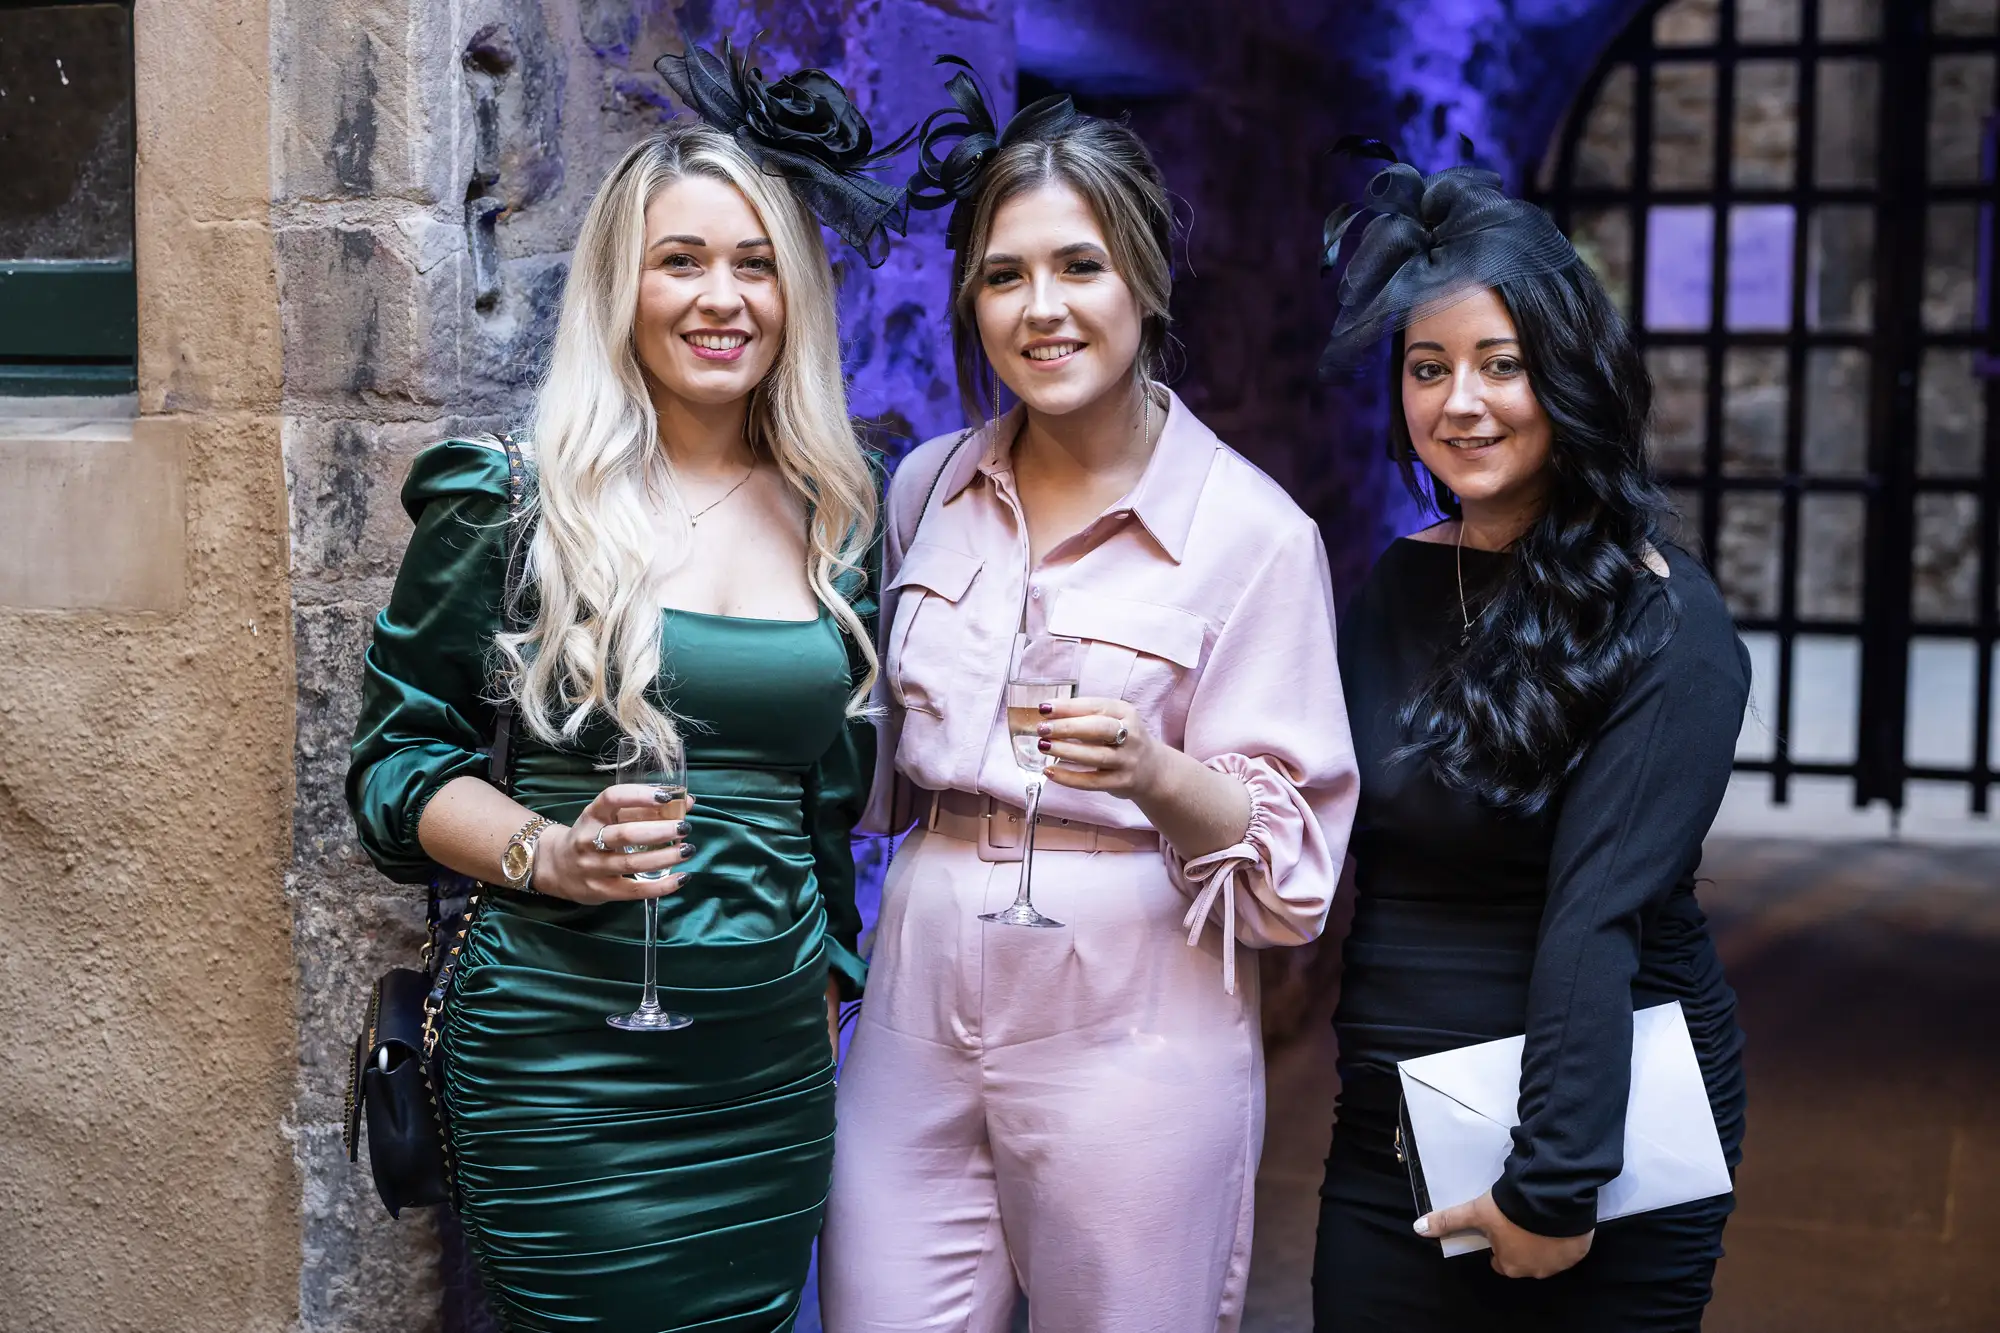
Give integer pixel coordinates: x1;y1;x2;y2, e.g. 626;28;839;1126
1313;536;1749;1333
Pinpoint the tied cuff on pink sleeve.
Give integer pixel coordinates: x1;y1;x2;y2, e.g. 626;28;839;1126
1179;845;1257;994
1172;755;1319;994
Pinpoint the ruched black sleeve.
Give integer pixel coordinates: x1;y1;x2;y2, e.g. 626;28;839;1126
1491;558;1751;1236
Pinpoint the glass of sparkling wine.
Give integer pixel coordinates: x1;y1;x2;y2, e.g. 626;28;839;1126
607;752;694;1032
981;634;1081;929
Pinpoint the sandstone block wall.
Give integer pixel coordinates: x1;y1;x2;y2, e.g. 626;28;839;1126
0;3;301;1332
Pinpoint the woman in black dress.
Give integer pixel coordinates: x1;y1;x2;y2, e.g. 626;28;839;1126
1310;163;1750;1331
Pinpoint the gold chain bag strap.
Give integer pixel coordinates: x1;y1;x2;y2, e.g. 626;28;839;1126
344;435;531;1218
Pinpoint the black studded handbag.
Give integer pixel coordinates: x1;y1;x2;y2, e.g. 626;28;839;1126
342;435;530;1219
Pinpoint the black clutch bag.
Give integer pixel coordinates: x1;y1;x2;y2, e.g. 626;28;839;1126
343;877;485;1217
341;435;528;1219
354;960;448;1208
353;967;448;1214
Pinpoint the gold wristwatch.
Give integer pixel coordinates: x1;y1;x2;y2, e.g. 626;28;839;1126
500;815;555;889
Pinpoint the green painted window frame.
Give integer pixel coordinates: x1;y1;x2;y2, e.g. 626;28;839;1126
0;0;138;397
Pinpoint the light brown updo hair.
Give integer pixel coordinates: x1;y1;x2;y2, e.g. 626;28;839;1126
948;116;1176;421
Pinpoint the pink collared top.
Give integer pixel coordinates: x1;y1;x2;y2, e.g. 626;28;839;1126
872;388;1358;989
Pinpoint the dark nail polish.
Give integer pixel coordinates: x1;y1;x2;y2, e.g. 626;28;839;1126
1036;723;1052;738
1037;739;1052;752
1038;702;1053;715
680;843;698;856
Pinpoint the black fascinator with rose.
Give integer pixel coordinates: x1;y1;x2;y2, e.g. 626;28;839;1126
1317;137;1579;379
655;38;914;267
905;56;1080;283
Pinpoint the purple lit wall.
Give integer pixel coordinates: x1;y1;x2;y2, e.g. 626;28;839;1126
675;0;1650;581
1007;0;1652;592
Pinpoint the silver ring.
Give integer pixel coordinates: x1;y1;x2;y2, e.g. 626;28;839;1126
1112;722;1129;748
591;827;609;853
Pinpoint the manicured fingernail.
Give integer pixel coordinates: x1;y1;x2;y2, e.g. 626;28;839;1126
680;843;697;856
1412;1217;1431;1236
1037;739;1051;752
1036;723;1052;738
1038;702;1053;715
654;788;678;802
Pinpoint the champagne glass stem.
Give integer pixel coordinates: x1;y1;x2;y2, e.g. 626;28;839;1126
638;896;660;1012
1012;778;1044;912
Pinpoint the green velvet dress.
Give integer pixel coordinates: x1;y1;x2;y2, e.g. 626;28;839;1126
346;439;874;1333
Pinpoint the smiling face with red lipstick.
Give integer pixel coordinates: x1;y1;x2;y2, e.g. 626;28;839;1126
633;174;785;410
972;182;1146;421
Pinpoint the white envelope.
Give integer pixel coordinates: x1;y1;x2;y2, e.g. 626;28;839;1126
1396;1002;1731;1257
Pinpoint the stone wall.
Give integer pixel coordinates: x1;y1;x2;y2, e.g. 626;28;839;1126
0;3;302;1332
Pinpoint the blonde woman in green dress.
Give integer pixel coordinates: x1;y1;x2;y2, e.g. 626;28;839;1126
346;51;904;1329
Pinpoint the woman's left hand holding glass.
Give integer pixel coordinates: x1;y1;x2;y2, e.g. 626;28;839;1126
1035;696;1253;862
1035;697;1160;797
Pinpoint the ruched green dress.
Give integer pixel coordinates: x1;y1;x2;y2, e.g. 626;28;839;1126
346;439;873;1333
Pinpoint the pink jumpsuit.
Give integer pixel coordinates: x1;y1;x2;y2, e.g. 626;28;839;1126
820;391;1358;1332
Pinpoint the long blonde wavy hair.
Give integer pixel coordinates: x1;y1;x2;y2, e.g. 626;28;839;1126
497;123;879;770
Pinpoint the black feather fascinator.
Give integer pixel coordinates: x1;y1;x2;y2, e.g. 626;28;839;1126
1318;142;1578;377
655;38;914;267
906;56;1080;281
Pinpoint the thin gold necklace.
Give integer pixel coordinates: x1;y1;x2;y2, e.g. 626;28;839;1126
687;465;755;527
1454;518;1472;646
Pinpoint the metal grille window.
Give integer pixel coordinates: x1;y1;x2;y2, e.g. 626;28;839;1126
1538;0;2000;819
0;0;136;396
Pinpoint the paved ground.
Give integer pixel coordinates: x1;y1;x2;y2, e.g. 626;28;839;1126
1244;836;2000;1332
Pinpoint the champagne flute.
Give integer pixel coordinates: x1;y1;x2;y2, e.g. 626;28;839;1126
981;635;1081;929
606;753;694;1032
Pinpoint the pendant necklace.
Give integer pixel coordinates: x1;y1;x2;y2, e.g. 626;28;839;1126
1454;518;1473;647
687;465;755;527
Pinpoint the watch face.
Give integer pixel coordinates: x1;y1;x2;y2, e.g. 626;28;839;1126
502;843;530;883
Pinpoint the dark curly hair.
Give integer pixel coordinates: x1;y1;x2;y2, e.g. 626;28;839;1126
1390;260;1679;815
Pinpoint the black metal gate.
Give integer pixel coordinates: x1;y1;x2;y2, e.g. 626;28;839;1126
1537;0;2000;817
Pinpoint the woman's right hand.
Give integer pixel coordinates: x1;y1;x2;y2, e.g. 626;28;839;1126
530;783;695;903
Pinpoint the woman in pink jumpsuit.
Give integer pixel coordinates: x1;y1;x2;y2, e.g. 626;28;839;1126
818;76;1359;1333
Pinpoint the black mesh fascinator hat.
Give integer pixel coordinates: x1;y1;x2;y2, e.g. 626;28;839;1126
1318;141;1580;377
655;38;913;267
905;56;1081;283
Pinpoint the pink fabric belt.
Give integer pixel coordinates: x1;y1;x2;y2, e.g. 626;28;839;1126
924;788;1159;863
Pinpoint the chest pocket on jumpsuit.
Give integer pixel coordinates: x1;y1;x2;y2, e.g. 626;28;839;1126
886;542;983;717
1046;588;1206;723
